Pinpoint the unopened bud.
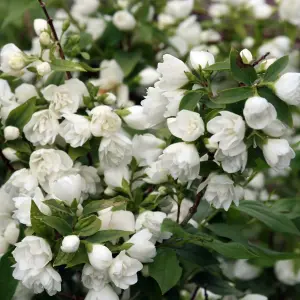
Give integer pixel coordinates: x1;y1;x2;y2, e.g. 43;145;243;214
240;49;253;65
61;235;80;253
103;93;117;105
62;19;71;32
36;61;51;76
2;147;19;162
39;31;52;47
4;126;20;141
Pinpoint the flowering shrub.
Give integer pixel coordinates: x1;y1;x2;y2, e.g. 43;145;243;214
0;1;300;300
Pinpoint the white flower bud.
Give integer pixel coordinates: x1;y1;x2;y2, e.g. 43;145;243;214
88;244;113;271
138;67;160;86
204;138;218;152
34;19;48;36
4;222;20;245
189;50;215;69
112;10;136;31
103;93;117;105
4;126;20;140
36;62;51;76
2;147;19;162
61;235;80;253
243;37;255;48
240;49;253;64
39;32;52;47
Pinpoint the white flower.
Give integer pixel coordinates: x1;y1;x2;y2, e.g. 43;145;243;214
0;44;26;76
104;166;130;188
157;13;176;29
275;260;300;285
204;138;218;152
159;142;200;182
138;67;160;86
4;126;20;140
2;148;19;162
0;79;15;106
3;221;20;245
42;79;88;117
71;0;99;15
164;90;185;118
61;235;80;253
233;260;262;280
24;109;60;146
135;211;172;243
243;37;255;48
240;49;253;64
82;264;109;291
0;188;14;215
167;110;205;142
248;172;265;190
176;16;202;46
39;32;52;47
12;282;34;300
169;35;189;57
122;105;150;130
126;229;156;263
165;0;194;19
207;111;246;152
103;92;117;105
85;17;107;40
243;96;277;129
0;102;18;124
262;138;295;170
85;285;119;300
144;161;168;184
157;54;189;92
33;19;48;36
262;119;288;137
90;105;122;137
274;73;300;105
132;134;165;166
50;174;82;206
279;0;300;27
240;295;267;300
109;250;143;289
13;264;61;296
208;3;229;18
112;10;136;31
189;51;215;70
15;83;39;104
99;132;132;169
12;236;52;270
201;174;244;211
251;3;273;20
60;113;91;147
88;244;113;271
36;61;51;76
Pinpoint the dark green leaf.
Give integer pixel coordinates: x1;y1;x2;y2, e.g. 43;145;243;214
6;140;31;154
66;242;89;268
86;230;132;243
263;55;289;82
271;198;300;219
100;22;123;47
39;216;72;236
74;215;101;237
51;59;86;72
53;248;75;267
211;86;254;104
179;91;202;111
44;200;73;216
80;62;101;72
114;50;141;77
68;146;90;161
204;59;230;71
199;161;220;176
44;71;65;86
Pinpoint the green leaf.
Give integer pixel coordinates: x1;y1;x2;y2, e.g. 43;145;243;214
6;140;31;154
204;59;230;71
51;59;86;72
258;86;293;127
44;71;65;86
86;230;132;243
114;50;141;77
100;22;123;47
39;216;72;236
179;91;202;111
44;200;74;216
6;97;36;130
263;55;289;82
53;248;75;267
74;215;101;237
234;200;300;235
211;86;254;104
199;161;220;176
80;62;101;72
81;52;90;60
271;198;300;219
149;248;182;294
66;242;89;268
0;250;18;300
68;145;90;161
230;48;257;85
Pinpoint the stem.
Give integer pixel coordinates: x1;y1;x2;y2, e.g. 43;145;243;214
37;0;72;80
181;192;202;226
251;52;270;67
191;286;200;300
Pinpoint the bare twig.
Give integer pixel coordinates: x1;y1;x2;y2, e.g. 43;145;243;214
251;52;270;67
37;0;72;79
191;286;200;300
181;191;203;226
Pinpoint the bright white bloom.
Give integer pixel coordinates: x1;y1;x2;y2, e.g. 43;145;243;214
158;13;176;29
164;90;185;118
176;16;202;46
262;119;288;137
39;32;52;47
24;109;60;146
12;236;52;270
251;3;273;20
4;126;20;140
88;244;113;271
33;19;48;36
122;105;150;130
0;102;18;124
13;264;61;296
104;166;130;188
274;73;300;105
60;113;91;147
167;110;205;142
0;188;14;216
207;111;246;152
127;229;156;263
168;35;189;57
157;54;189;92
135;211;172;243
204;138;219;152
165;0;194;19
85;17;107;40
82;264;109;291
279;0;300;27
189;51;215;69
71;0;99;15
0;79;15;106
159;142;200;182
15;83;38;104
2;148;19;162
275;260;300;285
103;92;117;105
3;221;19;245
0;44;26;76
243;96;277;129
248;172;265;190
36;61;51;76
113;10;136;31
138;67;160;86
208;3;229;18
12;282;34;300
85;285;119;300
99;132;132;169
233;260;262;280
109;250;143;289
240;49;253;64
61;235;80;253
144;161;168;184
243;37;255;48
263;139;295;170
201;174;244;211
240;295;267;300
132;134;165;166
90;105;121;137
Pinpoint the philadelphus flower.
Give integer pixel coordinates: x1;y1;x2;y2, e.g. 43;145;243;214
71;0;100;15
24;109;59;146
158;13;176;29
275;260;300;285
159;142;200;182
132;134;165;166
36;61;51;76
176;16;202;46
144;161;168;184
262;119;288;137
167;110;205;142
82;264;109;292
61;235;80;253
240;295;267;300
4;126;20;140
15;83;39;104
122;106;150;130
109;250;143;289
138;67;160;86
104;166;130;188
60;113;91;147
103;92;117;105
33;18;48;36
233;260;262;281
85;285;119;300
215;149;247;174
88;244;113;271
90;105;122;137
164;90;186;118
262;139;295;170
240;49;253;64
135;211;172;243
0;79;14;106
112;10;136;31
274;73;300;105
39;32;52;47
165;0;194;19
243;96;277;129
189;51;215;70
278;0;300;27
2;148;18;162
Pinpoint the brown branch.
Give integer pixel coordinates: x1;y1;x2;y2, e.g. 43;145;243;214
181;191;203;226
251;52;270;67
191;286;200;300
37;0;72;80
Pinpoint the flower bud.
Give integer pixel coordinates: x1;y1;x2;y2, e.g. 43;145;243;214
2;147;19;162
62;19;71;32
8;53;26;71
204;137;218;152
138;67;160;86
0;236;9;254
69;34;81;44
240;49;253;64
34;19;48;36
61;235;80;253
256;58;277;72
36;62;51;76
243;37;255;48
88;244;113;271
112;10;136;31
4;126;20;141
4;222;19;245
39;32;52;47
103;92;117;105
189;50;215;70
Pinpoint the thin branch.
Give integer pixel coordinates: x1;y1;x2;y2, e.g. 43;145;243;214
191;286;200;300
251;52;270;67
181;192;203;226
204;287;209;300
37;0;72;79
